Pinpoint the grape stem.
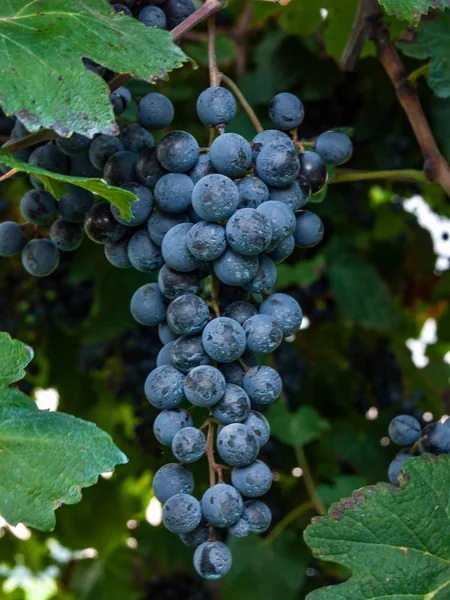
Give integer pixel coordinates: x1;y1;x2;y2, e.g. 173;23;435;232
294;447;326;515
207;6;221;88
221;75;264;134
331;168;428;185
210;274;221;317
0;168;18;182
407;63;429;83
262;500;315;544
206;420;225;484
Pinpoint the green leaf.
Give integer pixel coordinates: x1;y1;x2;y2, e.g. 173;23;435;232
0;331;33;385
267;403;330;447
0;386;128;531
316;475;367;507
276;254;326;289
223;532;307;600
379;0;449;23
398;12;450;98
0;0;187;137
0;149;134;219
304;455;450;600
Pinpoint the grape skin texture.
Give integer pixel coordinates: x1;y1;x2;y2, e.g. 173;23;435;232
158;264;201;300
231;460;272;498
180;520;209;547
171;334;211;373
157;341;175;367
59;186;95;223
155;173;194;213
419;423;450;454
127;230;163;272
20;190;57;225
84;202;126;245
50;219;83;251
191;174;240;222
201;484;243;527
269;92;304;130
120;124;155;154
162;493;202;534
145;364;185;408
184;365;226;407
299;151;328;194
130;283;167;326
260;293;303;336
243;255;277;293
148;210;188;246
136;147;168;188
196;87;236;127
268;180;308;211
223;301;257;326
0;222;25;256
211;383;251;425
103;151;138;186
56;133;90;156
210;133;252;178
138;5;167;28
388;450;413;485
388;415;421;446
219;362;245;386
153;409;193;446
256;142;300;187
138;93;174;130
202;317;246;363
265;235;295;264
157;131;200;173
152;463;194;503
244;411;270;448
158;323;179;345
166;293;210;335
228;518;250;538
294;210;324;248
112;183;153;226
193;542;232;580
251;129;293;161
189;154;215;184
163;0;195;28
105;238;131;268
22;239;59;277
242;500;272;533
161;222;198;272
256;201;296;249
187;222;227;261
225;208;272;256
172;427;206;463
236;176;269;209
243;365;282;404
243;314;283;355
315;131;353;165
214;249;259;286
217;423;259;467
89;135;124;170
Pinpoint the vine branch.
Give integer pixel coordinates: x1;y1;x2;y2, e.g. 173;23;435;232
2;129;58;154
331;168;428;185
294;447;326;515
263;500;314;544
221;74;264;133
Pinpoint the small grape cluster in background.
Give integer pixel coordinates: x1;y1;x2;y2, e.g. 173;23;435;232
111;0;195;30
387;414;450;484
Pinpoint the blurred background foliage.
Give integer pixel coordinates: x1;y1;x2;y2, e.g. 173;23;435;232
0;0;449;598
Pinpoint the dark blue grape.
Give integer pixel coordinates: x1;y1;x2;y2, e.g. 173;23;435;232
201;483;243;527
105;237;131;268
388;415;421;446
231;460;272;498
136;147;168;188
59;185;95;223
236;176;269;209
260;293;303;336
225;208;272;256
56;133;90;156
214;249;259;286
70;154;102;178
188;154;215;184
130;283;167;325
157;131;199;173
138;93;175;130
420;423;450;454
268;180;308;211
243;365;282;404
191;174;240;222
158;264;201;300
243;314;283;354
265;235;295;264
298;151;327;194
193;542;232;580
145;364;185;409
211;383;251;425
256;141;300;187
256;201;296;249
162;493;202;534
223;301;257;326
243;255;277;293
161;222;198;272
294;210;324;248
162;0;195;28
242;500;271;533
127;230;163;272
180;520;209;547
153;463;194;503
171;334;211;373
103;151;138;186
22;239;60;277
157;341;175;367
120;124;155;154
0;222;25;256
244;411;270;448
251;129;294;161
229;518;250;538
113;4;132;15
109;86;132;115
153;409;193;446
138;5;167;27
217;423;259;467
172;427;206;463
159;323;179;345
184;365;226;407
155;173;194;213
218;361;245;386
50;219;83;251
166;293;210;335
20;190;57;225
269;92;304;130
28;144;69;175
112;183;153;226
196;87;236;127
315;131;353;165
186;221;227;261
147;209;189;246
84;202;126;244
202;317;246;363
210;133;252;178
388;450;413;485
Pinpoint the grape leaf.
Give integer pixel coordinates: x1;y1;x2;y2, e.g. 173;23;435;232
267;403;330;447
0;332;33;385
0;148;134;219
378;0;450;23
398;12;450;98
0;0;187;137
304;455;450;600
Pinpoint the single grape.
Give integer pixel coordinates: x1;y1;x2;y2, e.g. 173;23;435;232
188;154;215;184
210;133;252;177
138;5;167;27
242;500;272;533
161;222;198;272
315;131;353;165
251;129;294;161
103;150;138;187
231;460;272;498
127;230;163;272
50;219;83;251
105;237;131;268
113;3;132;15
147;210;189;246
218;361;245;386
294;210;324;248
138;93;175;131
28;144;69;175
236;176;269;209
244;411;270;448
153;409;193;446
172;427;206;463
256;201;296;249
157;131;199;173
243;314;283;354
157;341;175;367
162;493;202;534
56;133;91;156
388;415;421;446
388;449;413;485
260;293;303;336
196;87;236;127
130;283;167;326
201;483;243;527
211;383;251;425
153;463;194;504
20;190;57;225
162;0;195;28
120;124;155;154
191;174;240;222
256;141;300;187
158;323;179;345
166;293;210;335
223;301;257;326
265;235;295;264
217;423;259;467
298;151;327;194
420;423;450;454
268;180;308;211
158;264;201;300
111;183;153;227
184;365;226;407
145;364;185;409
155;173;194;213
214;249;259;286
269;92;304;130
202;317;246;363
193;542;232;580
0;222;25;256
109;86;132;114
84;202;126;244
243;255;277;293
225;208;272;256
21;239;60;277
136;147;168;188
180;520;209;547
59;185;95;223
171;334;211;373
243;365;282;404
228;518;250;538
187;221;227;261
70;154;102;178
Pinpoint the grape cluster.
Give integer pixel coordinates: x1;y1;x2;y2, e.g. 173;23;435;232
110;0;195;30
387;414;450;484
